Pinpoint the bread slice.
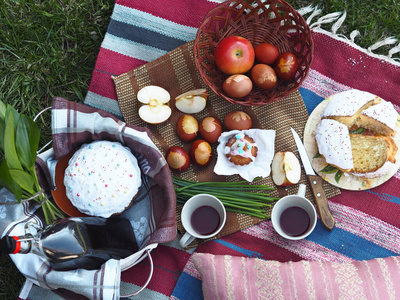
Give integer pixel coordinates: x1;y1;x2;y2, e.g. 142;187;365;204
321;89;381;128
350;134;398;173
322;90;397;136
314;118;398;177
354;101;398;137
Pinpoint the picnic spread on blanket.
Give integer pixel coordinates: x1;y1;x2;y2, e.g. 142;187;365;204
1;0;400;299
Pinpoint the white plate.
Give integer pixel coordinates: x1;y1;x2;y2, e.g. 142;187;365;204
303;99;400;191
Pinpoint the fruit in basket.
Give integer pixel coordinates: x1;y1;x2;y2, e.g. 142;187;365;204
214;36;255;75
222;74;253;98
189;139;212;167
250;64;278;90
199;116;223;144
271;151;301;186
137;86;172;124
275;52;299;80
254;43;279;65
224;111;252;131
177;115;199;142
175;89;208;114
166;146;190;172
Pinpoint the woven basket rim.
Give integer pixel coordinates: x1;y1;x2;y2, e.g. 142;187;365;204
194;0;314;106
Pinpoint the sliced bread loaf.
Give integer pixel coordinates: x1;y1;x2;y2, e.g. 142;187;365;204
350;134;397;173
315;90;398;178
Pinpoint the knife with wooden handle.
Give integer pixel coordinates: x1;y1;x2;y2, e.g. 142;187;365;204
290;128;335;230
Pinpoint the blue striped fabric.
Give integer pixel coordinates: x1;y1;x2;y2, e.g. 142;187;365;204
79;1;400;300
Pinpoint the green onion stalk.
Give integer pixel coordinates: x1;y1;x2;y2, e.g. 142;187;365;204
173;176;279;219
31;173;65;225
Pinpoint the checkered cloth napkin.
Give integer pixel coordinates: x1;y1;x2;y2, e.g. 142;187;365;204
2;97;177;299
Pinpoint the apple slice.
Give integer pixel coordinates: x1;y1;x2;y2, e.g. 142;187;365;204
271;151;301;186
137;86;172;124
175;89;208;114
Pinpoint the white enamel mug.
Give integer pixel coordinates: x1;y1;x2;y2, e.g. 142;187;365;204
271;184;317;240
179;194;226;248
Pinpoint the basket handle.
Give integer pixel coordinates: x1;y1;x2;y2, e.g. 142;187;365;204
120;248;154;297
34;106;52;154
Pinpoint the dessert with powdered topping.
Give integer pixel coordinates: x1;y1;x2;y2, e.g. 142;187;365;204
64;140;142;218
315;89;398;178
225;132;258;166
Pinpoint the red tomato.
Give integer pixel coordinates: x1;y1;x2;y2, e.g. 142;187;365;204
254;43;279;65
275;52;299;80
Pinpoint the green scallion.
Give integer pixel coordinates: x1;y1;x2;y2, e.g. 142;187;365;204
173;176;279;219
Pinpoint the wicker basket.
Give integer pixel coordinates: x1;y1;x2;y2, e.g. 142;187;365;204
194;0;313;106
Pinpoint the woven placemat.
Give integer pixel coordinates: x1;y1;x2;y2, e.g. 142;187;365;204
113;40;341;247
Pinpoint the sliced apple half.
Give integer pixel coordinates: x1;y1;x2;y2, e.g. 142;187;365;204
137;86;172;124
271;151;301;186
175;88;208;114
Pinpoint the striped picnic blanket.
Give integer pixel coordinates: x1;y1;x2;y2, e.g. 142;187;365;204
16;0;400;299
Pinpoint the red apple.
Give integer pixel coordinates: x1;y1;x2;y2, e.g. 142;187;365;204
214;36;255;75
271;152;301;186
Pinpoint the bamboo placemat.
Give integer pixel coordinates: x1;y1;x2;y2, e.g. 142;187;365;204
112;40;341;247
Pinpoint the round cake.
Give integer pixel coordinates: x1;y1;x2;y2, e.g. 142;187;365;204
64;140;142;218
315;89;398;178
225;132;258;166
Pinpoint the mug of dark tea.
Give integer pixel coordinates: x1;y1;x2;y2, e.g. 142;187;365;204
271;184;317;240
179;194;226;248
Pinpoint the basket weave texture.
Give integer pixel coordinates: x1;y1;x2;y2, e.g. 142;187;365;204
194;0;314;106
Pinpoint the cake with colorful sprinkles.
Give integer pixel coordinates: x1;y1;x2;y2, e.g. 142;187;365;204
64;140;142;218
225;132;258;166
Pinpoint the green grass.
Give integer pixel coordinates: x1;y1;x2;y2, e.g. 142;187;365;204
0;0;399;298
0;0;114;144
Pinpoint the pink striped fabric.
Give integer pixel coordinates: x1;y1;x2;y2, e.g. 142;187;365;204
192;253;400;300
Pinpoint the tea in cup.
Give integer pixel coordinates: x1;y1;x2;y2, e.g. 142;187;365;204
271;184;317;240
179;194;226;248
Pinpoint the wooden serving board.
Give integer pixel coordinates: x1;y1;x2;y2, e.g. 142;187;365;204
304;99;400;191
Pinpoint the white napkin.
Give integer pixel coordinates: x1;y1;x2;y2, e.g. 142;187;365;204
214;129;276;182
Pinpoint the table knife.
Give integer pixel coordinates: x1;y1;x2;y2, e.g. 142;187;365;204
290;128;335;231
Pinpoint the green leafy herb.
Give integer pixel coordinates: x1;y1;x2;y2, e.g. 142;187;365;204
319;164;343;183
349;127;365;134
173;176;278;219
0;101;64;224
335;170;343;183
319;164;339;174
313;152;323;158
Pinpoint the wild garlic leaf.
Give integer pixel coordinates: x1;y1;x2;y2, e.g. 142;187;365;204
0;117;4;150
335;170;343;183
319;164;338;174
16;115;40;170
0;161;23;202
4;111;23;171
0;101;7;149
349;127;365;134
313;152;322;158
9;169;36;195
0;101;6;120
